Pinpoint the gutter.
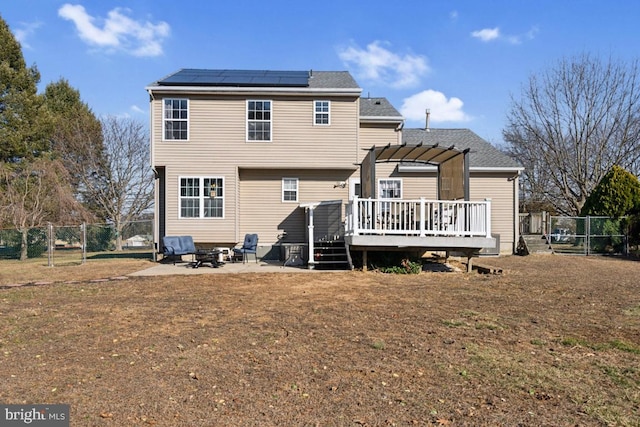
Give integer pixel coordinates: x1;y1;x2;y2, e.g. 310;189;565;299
145;85;362;97
360;116;404;123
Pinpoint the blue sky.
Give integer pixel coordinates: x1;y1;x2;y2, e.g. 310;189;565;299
3;1;640;147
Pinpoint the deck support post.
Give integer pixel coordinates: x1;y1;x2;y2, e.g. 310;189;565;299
463;250;475;273
362;249;368;271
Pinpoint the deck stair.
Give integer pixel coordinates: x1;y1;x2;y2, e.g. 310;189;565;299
517;234;553;255
312;240;351;270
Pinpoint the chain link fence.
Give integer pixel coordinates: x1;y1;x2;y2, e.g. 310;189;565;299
0;220;153;265
548;216;628;255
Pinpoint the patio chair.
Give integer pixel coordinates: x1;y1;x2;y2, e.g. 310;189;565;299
233;233;259;263
162;235;196;265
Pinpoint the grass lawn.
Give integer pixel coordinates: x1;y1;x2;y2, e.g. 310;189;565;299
1;254;639;426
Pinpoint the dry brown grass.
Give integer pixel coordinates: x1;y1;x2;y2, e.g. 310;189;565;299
1;255;639;426
0;256;153;285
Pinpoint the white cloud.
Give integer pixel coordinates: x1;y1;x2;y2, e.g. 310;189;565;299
400;90;472;124
130;105;145;114
450;10;459;21
13;21;42;49
525;26;540;41
337;41;429;88
471;26;538;45
471;27;500;42
58;4;170;57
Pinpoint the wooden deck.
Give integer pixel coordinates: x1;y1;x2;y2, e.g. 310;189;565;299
303;198;497;272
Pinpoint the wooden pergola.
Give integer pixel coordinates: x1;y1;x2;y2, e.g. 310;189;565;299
360;142;470;200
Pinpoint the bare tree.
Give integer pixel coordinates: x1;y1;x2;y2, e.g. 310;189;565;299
504;54;640;215
0;158;88;260
82;116;153;250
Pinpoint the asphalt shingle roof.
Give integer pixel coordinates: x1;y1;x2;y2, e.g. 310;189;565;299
308;71;360;89
402;128;522;169
151;69;360;90
360;97;402;118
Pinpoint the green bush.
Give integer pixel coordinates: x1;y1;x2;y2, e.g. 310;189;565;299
581;165;640;218
377;258;422;274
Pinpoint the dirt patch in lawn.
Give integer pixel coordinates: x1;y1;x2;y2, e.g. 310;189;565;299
1;255;639;426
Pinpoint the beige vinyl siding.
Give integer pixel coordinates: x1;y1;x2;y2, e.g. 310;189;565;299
153;95;359;170
239;169;355;244
152;93;360;247
400;172;439;200
162;167;237;246
469;173;517;254
358;124;401;162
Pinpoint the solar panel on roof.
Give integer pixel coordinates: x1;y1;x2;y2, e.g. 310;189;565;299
158;69;310;87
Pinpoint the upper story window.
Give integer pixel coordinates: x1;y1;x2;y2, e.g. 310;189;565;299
247;100;271;141
179;177;224;218
163;98;188;140
314;100;330;125
282;178;298;202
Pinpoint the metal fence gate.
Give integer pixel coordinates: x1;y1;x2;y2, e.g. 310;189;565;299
548;216;628;255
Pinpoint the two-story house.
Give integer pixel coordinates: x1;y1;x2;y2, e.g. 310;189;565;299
146;69;522;269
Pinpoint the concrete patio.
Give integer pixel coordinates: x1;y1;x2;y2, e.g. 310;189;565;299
129;260;326;276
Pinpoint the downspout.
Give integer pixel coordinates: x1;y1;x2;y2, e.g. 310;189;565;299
235;167;240;244
147;89;158;261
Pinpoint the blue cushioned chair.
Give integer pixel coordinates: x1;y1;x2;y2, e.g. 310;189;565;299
233;234;258;263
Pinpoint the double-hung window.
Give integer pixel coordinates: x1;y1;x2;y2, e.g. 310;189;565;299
282;178;298;202
247;100;271;141
314;100;330;125
180;177;224;218
163;98;188;140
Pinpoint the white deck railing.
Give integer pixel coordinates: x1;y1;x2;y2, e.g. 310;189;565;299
345;197;492;238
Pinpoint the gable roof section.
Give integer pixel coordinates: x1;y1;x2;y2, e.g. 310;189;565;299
401;128;522;170
360;97;402;117
359;97;404;125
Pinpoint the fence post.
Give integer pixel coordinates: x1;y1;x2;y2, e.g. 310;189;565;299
47;223;54;267
586;216;590;256
81;223;86;264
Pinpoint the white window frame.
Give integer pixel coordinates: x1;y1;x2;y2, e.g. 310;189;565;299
247;99;272;142
378;178;402;214
282;177;298;202
163;98;189;141
314;100;330;125
178;176;225;219
378;178;402;199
